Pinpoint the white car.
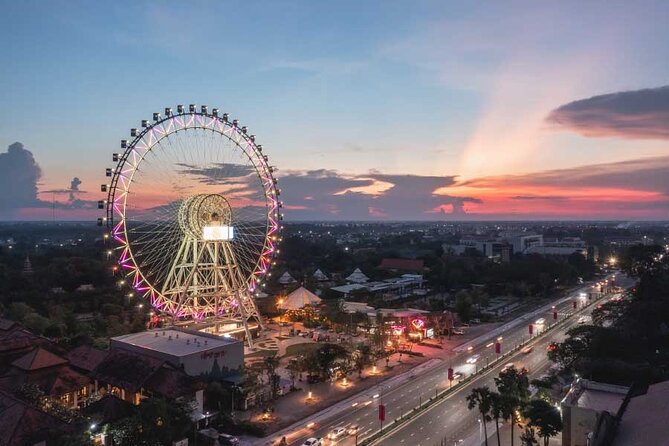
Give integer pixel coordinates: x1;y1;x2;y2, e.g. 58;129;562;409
328;427;346;440
535;318;546;325
301;438;323;446
501;362;515;371
466;354;481;364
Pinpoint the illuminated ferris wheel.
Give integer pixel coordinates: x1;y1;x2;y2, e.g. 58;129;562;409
100;104;282;343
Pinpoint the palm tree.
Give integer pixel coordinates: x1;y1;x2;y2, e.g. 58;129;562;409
522;399;563;446
466;387;494;446
489;392;504;446
520;427;539;446
495;367;530;446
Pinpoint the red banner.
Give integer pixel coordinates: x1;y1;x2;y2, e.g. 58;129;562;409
379;404;385;421
448;367;454;381
495;342;501;354
528;324;533;335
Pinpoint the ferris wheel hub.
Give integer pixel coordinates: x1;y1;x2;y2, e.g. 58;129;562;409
178;194;233;240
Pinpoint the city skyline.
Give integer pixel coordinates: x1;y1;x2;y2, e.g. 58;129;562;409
2;1;669;220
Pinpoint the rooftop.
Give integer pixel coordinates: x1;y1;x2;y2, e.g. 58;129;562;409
613;380;669;446
112;328;239;357
563;379;629;414
11;347;68;371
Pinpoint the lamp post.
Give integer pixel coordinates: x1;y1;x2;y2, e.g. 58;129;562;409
277;298;284;336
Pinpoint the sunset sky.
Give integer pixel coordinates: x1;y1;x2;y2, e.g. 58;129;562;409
1;1;669;220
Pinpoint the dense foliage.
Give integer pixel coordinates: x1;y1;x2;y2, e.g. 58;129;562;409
549;244;669;385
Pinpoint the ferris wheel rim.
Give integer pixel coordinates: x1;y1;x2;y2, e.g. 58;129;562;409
104;105;281;317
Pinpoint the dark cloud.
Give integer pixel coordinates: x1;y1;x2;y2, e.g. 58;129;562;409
465;156;669;195
278;170;479;220
547;86;669;139
0;142;42;212
176;162;256;185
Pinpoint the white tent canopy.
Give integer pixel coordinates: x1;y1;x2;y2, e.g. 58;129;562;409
280;286;322;310
278;271;297;284
346;268;369;284
313;269;329;281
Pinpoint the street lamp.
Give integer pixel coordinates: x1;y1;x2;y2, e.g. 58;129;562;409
277;298;285;336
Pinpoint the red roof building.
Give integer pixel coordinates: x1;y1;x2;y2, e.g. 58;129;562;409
0;347;90;410
379;258;425;272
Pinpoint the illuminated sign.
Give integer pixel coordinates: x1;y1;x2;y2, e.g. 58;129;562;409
410;318;426;330
391;325;405;336
203;225;234;241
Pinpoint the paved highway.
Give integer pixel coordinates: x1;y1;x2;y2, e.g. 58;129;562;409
276;274;623;446
374;275;632;446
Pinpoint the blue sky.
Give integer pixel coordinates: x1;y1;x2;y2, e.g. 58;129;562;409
2;1;669;220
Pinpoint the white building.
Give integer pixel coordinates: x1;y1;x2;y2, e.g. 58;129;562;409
346;268;370;283
111;328;244;377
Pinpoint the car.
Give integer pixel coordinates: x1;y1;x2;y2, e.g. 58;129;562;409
452;372;463;380
452;329;465;335
347;424;360;436
521;346;533;354
535;318;546;325
301;438;323;446
501;362;515;371
547;343;558;352
577;316;588;324
328;426;347;440
218;433;240;445
466;354;481;364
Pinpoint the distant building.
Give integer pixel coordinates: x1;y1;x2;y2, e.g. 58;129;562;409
332;274;424;300
346;267;370;283
506;233;544;254
313;269;329;281
278;271;297;285
525;245;588;257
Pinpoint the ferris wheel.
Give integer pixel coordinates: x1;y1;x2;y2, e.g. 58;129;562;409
100;104;282;344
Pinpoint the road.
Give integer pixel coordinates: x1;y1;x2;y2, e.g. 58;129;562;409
374;275;632;446
278;274;625;446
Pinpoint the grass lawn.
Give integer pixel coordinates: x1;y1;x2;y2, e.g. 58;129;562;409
284;343;320;358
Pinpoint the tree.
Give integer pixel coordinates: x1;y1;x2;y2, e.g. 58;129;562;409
109;398;192;446
591;299;628;327
352;343;371;377
466;387;494;446
522;399;563;446
547;325;596;370
286;359;300;390
489;392;504;446
308;343;348;380
495;367;530;446
263;355;281;399
520;427;539;446
455;290;473;323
